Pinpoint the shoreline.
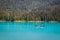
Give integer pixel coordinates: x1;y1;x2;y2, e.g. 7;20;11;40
0;20;59;22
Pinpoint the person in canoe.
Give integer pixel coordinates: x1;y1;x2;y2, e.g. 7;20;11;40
35;23;44;28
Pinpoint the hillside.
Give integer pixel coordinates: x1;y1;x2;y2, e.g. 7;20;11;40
0;0;60;21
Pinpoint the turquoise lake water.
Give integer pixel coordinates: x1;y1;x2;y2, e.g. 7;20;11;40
0;22;60;40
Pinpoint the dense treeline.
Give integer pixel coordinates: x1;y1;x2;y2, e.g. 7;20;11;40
0;0;60;21
0;6;60;21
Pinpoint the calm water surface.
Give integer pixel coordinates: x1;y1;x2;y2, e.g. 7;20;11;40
0;22;60;40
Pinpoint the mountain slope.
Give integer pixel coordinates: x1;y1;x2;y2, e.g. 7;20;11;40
0;0;60;11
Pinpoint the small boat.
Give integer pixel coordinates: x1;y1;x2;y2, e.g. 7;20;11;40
35;24;44;28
